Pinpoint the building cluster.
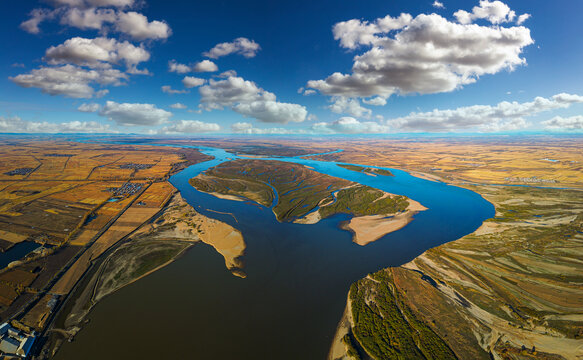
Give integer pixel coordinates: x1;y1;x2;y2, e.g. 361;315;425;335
108;182;143;197
0;323;35;358
3;168;34;176
119;163;154;170
505;176;558;184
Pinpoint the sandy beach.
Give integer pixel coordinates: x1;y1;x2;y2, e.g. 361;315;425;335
344;199;427;246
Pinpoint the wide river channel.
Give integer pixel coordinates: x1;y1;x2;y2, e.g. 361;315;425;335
55;144;494;359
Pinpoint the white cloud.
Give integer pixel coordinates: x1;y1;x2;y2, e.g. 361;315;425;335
98;101;172;126
158;120;220;133
454;0;518;25
45;37;150;70
311;117;390;134
386;93;583;131
60;7;117;30
161;85;188;94
230;122;302;134
22;5;171;41
115;11;171;41
432;1;445;9
233;101;308;124
216;70;237;78
182;76;205;88
517;13;531;25
362;96;387;106
199;75;307;124
78;102;100;112
329;97;372;118
542;116;583;130
307;3;533;99
20;8;56;34
203;37;260;59
0;115;113;133
168;60;191;74
193;60;218;72
169;103;187;109
10;64;127;98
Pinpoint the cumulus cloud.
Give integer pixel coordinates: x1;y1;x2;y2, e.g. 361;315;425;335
362;96;387;106
98;101;172;125
10;64;127;98
161;85;188;94
311;117;390;134
168;60;191;74
115;11;171;41
78;102;100;112
230;122;302;135
329;97;371;118
168;60;218;73
203;38;260;59
542;116;583;130
386;93;583;131
60;7;117;30
454;0;521;24
199;75;307;124
306;2;533;99
45;37;149;70
0;115;113;133
182;76;205;88
432;1;445;9
516;13;531;25
21;3;171;41
20;8;56;34
193;60;218;72
158;120;220;134
169;103;187;109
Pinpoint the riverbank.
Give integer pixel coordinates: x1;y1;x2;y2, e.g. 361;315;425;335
332;184;583;359
43;192;246;358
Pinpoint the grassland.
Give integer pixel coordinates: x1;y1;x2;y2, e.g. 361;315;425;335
333;185;583;360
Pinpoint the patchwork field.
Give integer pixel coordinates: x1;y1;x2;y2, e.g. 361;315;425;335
0;138;211;331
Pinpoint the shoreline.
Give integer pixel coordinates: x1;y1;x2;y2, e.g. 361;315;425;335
328;295;353;360
344;199;427;246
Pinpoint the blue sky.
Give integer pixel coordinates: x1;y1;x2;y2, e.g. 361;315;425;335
1;0;582;134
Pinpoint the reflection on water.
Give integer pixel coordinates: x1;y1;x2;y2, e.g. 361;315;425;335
55;144;494;360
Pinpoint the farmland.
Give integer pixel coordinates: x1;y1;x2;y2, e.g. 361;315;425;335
0;138;211;335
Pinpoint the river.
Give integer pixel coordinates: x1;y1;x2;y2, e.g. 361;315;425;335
54;144;494;359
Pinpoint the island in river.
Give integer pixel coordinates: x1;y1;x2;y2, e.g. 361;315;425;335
190;159;426;244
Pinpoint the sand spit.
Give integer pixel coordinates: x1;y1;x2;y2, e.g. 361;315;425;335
208;192;246;202
294;191;427;245
344;199;427;246
139;193;246;277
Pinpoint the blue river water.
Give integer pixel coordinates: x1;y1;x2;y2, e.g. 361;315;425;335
55;144;494;360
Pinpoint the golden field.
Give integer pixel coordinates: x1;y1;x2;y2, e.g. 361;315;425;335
0;138;211;326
